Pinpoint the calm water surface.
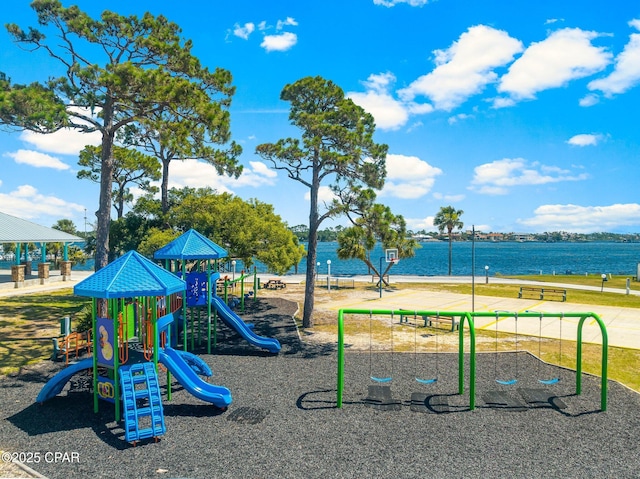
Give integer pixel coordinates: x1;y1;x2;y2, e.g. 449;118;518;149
3;241;638;277
294;241;640;277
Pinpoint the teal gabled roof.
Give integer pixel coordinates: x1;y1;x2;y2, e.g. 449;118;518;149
153;229;228;260
74;250;186;298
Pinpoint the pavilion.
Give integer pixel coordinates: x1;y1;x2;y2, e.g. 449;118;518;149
0;211;83;287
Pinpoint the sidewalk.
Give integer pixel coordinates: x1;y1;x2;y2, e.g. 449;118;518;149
0;269;93;297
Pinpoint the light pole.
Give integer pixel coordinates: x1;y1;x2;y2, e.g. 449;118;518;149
316;262;320;279
485;265;489;284
601;273;608;292
379;256;384;298
327;260;331;292
231;260;236;290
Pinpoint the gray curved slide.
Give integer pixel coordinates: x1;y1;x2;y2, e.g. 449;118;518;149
211;296;281;353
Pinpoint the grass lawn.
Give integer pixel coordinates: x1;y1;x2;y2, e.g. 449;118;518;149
0;290;90;374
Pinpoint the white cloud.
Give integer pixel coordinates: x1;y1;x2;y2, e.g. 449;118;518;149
19;128;101;156
168;159;277;193
491;96;516;109
261;32;297;52
0;185;85;219
276;17;298;30
579;93;600;107
373;0;429;6
233;22;255;40
567;134;601;147
5;149;70;170
248;161;277;178
588;20;640;96
519;203;640;233
470;158;589;195
499;28;612;100
348;74;410;130
379;154;442;199
433;192;465;202
348;72;433;130
398;25;524;111
448;113;473;124
406;216;435;230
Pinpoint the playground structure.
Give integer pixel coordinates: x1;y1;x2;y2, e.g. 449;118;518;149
336;309;609;411
36;250;233;444
35;229;281;444
154;229;280;354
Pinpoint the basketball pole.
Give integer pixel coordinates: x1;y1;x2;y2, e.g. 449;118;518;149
472;225;475;313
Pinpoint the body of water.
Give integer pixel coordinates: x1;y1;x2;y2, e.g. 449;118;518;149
292;241;640;277
3;241;639;278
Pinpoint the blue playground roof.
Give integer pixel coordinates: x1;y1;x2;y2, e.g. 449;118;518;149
74;250;186;298
153;229;228;260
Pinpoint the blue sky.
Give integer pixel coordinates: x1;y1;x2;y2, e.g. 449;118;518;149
1;0;639;234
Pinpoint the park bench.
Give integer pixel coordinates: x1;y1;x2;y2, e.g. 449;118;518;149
399;312;459;332
518;286;566;302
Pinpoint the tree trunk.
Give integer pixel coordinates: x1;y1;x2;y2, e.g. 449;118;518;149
94;101;115;271
116;194;124;220
447;227;453;275
302;162;320;329
161;157;170;215
303;224;318;328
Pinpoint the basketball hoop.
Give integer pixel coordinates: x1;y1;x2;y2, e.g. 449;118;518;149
385;248;399;264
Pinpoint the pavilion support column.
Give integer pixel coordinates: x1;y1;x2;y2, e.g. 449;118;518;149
38;262;50;285
60;261;72;281
11;265;25;288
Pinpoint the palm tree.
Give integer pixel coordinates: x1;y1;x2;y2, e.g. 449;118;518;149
433;206;464;275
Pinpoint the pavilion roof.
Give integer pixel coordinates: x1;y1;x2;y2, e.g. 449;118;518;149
0;211;83;243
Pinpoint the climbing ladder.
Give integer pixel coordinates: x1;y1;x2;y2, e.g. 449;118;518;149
119;362;166;444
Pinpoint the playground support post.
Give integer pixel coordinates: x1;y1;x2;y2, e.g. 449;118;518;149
577;313;608;411
458;312;476;410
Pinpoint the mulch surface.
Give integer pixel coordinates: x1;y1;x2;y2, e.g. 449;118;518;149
1;297;640;479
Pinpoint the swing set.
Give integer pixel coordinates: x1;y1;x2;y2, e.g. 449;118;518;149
337;309;609;411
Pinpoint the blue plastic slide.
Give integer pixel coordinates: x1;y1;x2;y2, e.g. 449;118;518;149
36;357;93;403
211;296;281;353
158;347;232;409
174;349;212;377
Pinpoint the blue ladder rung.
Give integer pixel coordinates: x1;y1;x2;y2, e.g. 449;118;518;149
496;379;518;385
134;389;150;399
538;378;560;385
416;377;437;385
370;376;392;383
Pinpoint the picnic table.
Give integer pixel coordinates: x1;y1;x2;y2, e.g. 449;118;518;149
264;279;286;290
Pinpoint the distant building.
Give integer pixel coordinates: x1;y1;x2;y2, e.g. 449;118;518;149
412;234;438;242
512;233;536;242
